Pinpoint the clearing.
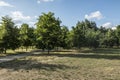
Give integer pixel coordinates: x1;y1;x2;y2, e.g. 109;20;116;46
0;48;120;80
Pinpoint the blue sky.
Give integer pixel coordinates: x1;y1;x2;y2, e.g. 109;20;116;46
0;0;120;29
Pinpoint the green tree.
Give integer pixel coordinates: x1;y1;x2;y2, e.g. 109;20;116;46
36;12;61;54
85;29;100;48
72;20;99;49
116;25;120;47
60;26;70;49
19;23;31;51
72;21;85;48
0;16;19;53
28;27;36;48
99;28;118;48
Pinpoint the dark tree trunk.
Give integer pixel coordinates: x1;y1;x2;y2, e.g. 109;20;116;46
42;48;45;52
4;48;6;54
47;43;50;54
48;49;49;54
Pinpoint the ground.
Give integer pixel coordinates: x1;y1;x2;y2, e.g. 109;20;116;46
0;48;120;80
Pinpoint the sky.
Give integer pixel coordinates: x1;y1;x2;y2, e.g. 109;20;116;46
0;0;120;29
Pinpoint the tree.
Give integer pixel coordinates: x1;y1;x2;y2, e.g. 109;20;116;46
0;16;19;53
99;28;118;48
28;27;36;48
72;21;85;48
116;25;120;47
36;12;61;54
72;20;100;49
19;23;31;51
60;26;70;49
85;29;100;48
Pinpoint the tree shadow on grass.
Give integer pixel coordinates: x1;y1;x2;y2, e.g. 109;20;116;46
0;59;70;71
31;53;120;60
80;48;120;54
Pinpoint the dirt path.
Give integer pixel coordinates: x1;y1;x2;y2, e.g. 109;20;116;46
0;53;31;63
0;52;33;63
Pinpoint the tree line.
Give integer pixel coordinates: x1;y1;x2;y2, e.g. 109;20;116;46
0;12;120;54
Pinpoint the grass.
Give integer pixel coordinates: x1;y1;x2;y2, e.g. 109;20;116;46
0;48;35;57
0;48;120;80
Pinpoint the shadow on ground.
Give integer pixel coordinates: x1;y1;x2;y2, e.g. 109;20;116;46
80;48;120;54
31;53;120;60
0;59;70;71
0;49;120;71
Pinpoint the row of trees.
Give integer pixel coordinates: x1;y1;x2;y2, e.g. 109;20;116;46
0;12;120;53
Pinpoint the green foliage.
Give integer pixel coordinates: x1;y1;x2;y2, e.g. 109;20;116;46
19;23;35;50
0;12;120;53
72;21;85;48
116;25;120;46
35;12;61;52
85;29;100;48
0;16;19;53
99;29;119;48
60;26;72;48
72;20;99;48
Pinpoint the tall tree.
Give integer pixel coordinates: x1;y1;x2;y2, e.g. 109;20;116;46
36;12;61;54
0;16;19;53
72;21;85;48
28;27;36;48
19;23;31;51
60;26;70;49
85;29;100;48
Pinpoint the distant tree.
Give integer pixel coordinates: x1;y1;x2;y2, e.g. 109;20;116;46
85;29;100;48
35;12;61;54
99;28;118;48
72;21;85;48
84;19;98;30
19;23;31;51
60;26;70;49
116;25;120;47
67;30;74;48
72;20;98;48
28;27;36;48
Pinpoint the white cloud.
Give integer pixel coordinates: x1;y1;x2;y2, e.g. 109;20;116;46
37;0;54;3
85;11;103;20
28;21;36;26
102;22;113;28
37;0;41;3
34;16;38;18
11;11;31;21
0;1;14;7
112;27;117;30
10;11;31;26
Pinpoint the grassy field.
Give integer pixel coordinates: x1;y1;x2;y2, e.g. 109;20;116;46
0;48;120;80
0;48;34;57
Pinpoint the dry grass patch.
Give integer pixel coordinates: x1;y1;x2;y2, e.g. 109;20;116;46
0;50;120;80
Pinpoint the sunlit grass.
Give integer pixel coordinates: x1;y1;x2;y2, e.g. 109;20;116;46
0;48;35;57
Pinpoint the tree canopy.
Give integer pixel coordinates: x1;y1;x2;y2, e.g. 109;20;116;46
0;12;120;53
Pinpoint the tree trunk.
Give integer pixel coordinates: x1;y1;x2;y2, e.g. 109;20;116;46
48;49;49;54
42;48;45;52
26;47;27;51
47;43;50;54
22;47;23;51
4;48;6;54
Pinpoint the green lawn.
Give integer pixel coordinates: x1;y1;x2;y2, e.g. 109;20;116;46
0;48;120;80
